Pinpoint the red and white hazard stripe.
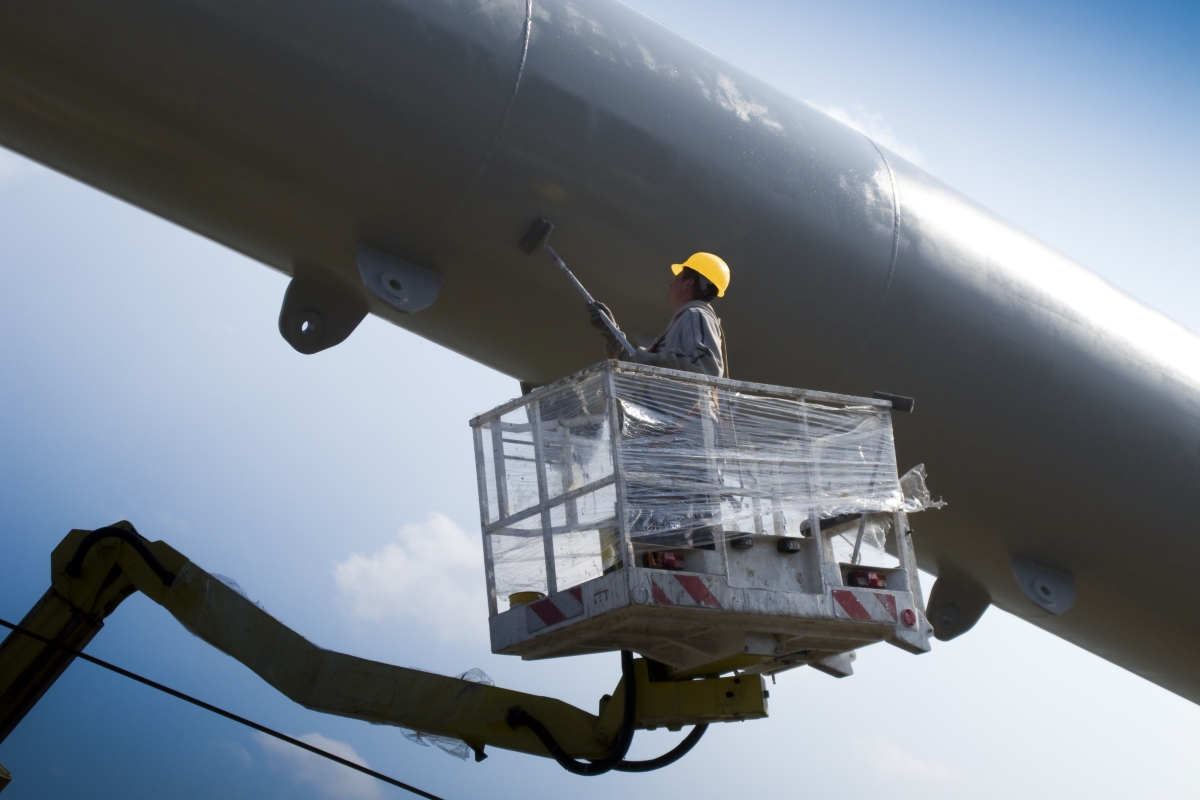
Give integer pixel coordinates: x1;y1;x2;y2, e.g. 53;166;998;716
650;575;722;609
831;589;898;624
525;586;584;632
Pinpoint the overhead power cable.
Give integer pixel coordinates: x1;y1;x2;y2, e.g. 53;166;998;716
0;616;445;800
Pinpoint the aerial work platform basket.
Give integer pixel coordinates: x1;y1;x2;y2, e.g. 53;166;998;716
471;361;936;677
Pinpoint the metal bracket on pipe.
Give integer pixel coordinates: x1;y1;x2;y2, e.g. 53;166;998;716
357;246;441;314
1012;558;1074;615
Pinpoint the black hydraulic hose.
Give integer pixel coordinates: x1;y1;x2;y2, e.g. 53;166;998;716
612;723;708;772
506;649;637;776
64;526;177;587
0;616;445;800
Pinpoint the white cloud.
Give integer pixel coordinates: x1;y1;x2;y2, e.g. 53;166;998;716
854;735;955;796
210;739;253;769
809;102;924;165
332;512;486;641
255;732;382;800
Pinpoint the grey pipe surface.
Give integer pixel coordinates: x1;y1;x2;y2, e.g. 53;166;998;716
0;0;1195;702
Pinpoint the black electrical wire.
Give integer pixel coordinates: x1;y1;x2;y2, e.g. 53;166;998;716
612;723;708;772
506;651;707;775
0;617;445;800
506;649;637;776
64;526;178;587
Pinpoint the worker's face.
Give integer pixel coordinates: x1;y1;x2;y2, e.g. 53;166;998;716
668;273;696;310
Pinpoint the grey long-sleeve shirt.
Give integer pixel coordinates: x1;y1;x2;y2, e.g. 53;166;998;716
610;300;728;378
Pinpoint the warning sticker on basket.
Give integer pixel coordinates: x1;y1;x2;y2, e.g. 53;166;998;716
526;586;584;632
650;575;722;608
831;589;898;623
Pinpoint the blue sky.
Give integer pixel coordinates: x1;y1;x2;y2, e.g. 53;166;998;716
1;1;1198;798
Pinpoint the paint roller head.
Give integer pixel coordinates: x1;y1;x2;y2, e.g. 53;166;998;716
519;218;554;255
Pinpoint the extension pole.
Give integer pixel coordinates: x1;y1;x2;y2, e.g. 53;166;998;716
520;217;636;357
542;243;636;356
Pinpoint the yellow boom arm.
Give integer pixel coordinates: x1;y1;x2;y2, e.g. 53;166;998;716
0;524;767;788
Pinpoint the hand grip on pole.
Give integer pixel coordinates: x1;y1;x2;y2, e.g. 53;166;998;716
544;244;636;357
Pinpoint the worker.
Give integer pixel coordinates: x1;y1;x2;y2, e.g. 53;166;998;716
589;253;730;378
590;253;731;551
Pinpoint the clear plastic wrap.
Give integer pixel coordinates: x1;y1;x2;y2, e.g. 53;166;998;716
400;669;494;761
900;463;946;512
472;361;905;612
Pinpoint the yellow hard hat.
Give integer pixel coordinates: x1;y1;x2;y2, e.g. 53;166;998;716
671;252;730;298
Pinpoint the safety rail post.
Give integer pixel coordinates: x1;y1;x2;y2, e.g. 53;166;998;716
489;422;511;521
529;400;559;595
605;366;636;571
893;511;925;613
893;510;913;593
808;510;826;594
558;415;579;530
489;419;516;607
472;425;499;616
698;381;730;576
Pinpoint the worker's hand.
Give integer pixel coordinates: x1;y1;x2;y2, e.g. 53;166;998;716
589;302;626;359
588;302;618;332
